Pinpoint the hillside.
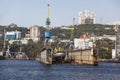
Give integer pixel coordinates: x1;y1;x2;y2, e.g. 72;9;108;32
51;24;115;39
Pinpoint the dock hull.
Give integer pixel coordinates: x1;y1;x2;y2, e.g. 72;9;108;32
0;56;6;60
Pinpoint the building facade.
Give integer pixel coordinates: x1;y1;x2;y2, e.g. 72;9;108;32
30;25;41;42
5;31;21;41
9;39;28;45
78;10;95;24
74;34;95;50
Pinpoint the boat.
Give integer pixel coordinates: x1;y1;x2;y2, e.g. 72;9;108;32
53;51;66;63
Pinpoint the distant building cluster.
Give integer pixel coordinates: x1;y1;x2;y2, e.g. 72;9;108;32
4;25;41;45
5;31;21;41
78;10;95;24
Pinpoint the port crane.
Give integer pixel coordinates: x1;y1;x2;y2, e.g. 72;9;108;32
44;4;51;46
63;18;75;49
70;18;75;49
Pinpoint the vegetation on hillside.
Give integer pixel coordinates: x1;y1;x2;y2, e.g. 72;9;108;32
95;38;115;59
0;24;116;59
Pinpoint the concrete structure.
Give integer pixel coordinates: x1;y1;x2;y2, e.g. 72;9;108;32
25;33;30;38
78;10;95;24
68;48;98;65
30;25;41;42
94;35;115;41
112;49;116;59
107;21;120;25
5;31;21;41
116;25;120;60
0;30;3;37
9;38;28;44
74;34;94;50
74;38;93;50
36;46;53;64
15;52;28;60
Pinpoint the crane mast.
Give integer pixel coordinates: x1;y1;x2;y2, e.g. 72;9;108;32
46;4;50;30
71;18;75;40
69;18;75;50
44;4;51;46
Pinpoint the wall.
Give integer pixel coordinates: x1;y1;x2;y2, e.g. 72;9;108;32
68;49;98;65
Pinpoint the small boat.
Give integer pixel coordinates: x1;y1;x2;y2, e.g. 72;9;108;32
53;51;66;62
54;51;66;57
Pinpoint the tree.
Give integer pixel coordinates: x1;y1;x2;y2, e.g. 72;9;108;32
95;38;115;59
22;40;43;59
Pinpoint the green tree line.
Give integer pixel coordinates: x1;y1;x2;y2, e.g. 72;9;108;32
0;24;116;59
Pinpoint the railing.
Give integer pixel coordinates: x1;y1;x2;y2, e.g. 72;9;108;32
5;52;28;60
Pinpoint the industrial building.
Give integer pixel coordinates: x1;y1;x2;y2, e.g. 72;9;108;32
74;38;93;50
74;34;94;50
5;31;21;41
30;25;41;42
9;38;28;44
78;10;95;24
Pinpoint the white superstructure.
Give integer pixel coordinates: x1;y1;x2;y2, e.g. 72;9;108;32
74;38;94;50
78;10;95;24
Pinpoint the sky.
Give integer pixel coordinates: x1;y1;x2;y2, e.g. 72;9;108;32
0;0;120;27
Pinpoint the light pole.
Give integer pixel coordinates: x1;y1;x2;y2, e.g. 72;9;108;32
3;28;6;51
115;24;119;60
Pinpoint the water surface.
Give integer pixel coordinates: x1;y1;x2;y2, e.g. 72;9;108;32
0;60;120;80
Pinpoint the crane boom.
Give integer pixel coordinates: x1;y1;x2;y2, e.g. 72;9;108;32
70;18;75;40
69;18;75;50
48;4;50;19
44;4;51;46
46;4;50;30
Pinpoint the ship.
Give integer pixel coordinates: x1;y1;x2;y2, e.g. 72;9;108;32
53;51;66;63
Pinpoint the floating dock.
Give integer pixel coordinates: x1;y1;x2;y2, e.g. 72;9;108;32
36;46;53;64
67;48;98;65
36;46;98;65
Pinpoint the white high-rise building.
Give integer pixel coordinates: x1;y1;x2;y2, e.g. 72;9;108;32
30;25;41;42
78;10;95;24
